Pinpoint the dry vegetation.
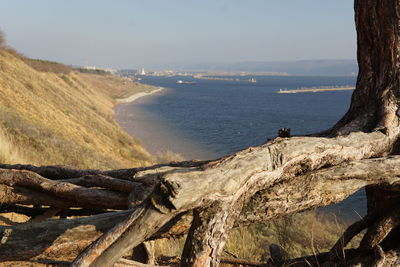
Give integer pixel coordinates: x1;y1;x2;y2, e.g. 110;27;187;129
0;127;25;164
0;31;5;49
22;58;73;74
225;211;362;262
152;211;362;265
77;72;156;99
0;47;153;169
155;150;185;163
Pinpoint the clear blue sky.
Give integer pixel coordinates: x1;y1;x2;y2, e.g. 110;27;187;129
0;0;356;69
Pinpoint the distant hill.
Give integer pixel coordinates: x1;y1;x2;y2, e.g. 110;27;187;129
173;59;358;76
0;49;153;169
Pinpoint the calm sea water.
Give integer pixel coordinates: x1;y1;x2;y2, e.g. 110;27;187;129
124;75;365;219
138;75;356;155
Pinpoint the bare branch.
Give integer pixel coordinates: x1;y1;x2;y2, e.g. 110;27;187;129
60;174;141;193
0;169;128;209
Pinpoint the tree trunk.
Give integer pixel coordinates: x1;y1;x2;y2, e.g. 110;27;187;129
329;0;400;136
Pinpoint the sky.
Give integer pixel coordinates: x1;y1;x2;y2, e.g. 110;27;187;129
0;0;356;69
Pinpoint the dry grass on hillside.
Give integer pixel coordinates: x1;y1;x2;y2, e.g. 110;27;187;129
22;58;72;74
224;211;362;262
0;31;5;49
153;211;362;264
0;49;153;169
78;72;156;99
0;127;25;164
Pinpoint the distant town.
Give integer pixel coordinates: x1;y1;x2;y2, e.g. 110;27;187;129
77;60;359;81
78;65;290;82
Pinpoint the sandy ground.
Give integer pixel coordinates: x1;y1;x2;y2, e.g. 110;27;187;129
116;87;164;103
114;88;217;161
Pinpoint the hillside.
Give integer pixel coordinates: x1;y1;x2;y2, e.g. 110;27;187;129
0;49;154;169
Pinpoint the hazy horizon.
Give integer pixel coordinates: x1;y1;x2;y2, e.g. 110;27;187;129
0;0;356;69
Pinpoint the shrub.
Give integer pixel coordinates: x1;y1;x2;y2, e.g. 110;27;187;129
0;29;5;48
22;58;72;74
0;29;25;58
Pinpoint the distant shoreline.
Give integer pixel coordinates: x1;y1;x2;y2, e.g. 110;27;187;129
116;87;164;103
114;85;215;161
277;86;355;94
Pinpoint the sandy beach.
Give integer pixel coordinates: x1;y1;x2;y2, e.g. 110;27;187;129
116;87;164;103
114;87;216;161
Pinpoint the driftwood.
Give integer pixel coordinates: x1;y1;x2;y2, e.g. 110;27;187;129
2;0;400;266
1;140;400;265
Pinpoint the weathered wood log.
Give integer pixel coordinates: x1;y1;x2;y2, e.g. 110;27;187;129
60;174;141;193
0;183;76;208
0;154;397;263
0;168;128;209
0;204;110;218
0;163;144;180
73;130;400;266
241;155;400;224
0;209;191;261
4;147;396;264
71;204;147;267
2;154;400;262
359;206;400;251
0;210;129;261
76;206;179;266
0;160;209;180
181;204;233;266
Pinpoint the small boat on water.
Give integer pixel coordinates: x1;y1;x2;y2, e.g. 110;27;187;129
249;78;257;83
176;80;196;85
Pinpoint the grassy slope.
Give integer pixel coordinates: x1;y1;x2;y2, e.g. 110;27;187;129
0;50;153;169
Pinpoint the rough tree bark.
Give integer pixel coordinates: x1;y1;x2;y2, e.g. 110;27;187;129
328;0;400;136
1;0;400;266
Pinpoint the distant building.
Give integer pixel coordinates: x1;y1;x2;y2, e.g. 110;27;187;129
83;66;97;70
138;68;146;75
83;65;116;74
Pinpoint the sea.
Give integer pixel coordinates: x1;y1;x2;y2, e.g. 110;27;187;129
117;74;365;220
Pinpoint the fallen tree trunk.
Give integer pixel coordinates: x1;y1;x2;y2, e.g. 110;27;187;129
82;130;400;266
0;169;129;209
0;210;130;261
0;160;208;180
0;208;191;262
3;154;400;263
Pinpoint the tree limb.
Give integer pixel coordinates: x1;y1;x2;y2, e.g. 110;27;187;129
0;169;128;209
71;204;147;267
74;131;398;266
60;174;141;193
